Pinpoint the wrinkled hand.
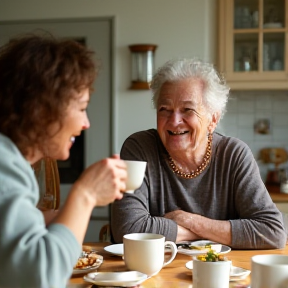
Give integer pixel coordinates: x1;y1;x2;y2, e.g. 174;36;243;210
165;210;232;245
164;209;193;230
165;210;201;242
73;154;127;206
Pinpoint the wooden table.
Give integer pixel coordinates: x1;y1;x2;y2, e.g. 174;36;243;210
68;242;288;288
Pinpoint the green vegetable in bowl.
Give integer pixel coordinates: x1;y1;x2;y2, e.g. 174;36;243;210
196;250;228;262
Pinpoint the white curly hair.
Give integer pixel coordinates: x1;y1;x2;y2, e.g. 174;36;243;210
150;58;230;121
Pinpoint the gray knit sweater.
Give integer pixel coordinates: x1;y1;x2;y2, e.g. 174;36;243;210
111;129;286;249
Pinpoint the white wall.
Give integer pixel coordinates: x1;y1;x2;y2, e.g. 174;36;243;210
0;0;217;152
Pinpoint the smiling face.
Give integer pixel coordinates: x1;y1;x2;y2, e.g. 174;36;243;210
41;88;90;161
157;78;216;160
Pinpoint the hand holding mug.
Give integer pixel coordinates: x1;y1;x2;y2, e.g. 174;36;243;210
73;155;127;206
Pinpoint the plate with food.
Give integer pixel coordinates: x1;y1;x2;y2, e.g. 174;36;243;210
104;243;124;256
185;260;250;281
177;240;231;256
73;247;103;275
83;271;148;287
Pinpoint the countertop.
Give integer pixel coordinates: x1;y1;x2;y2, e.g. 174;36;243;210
267;185;288;202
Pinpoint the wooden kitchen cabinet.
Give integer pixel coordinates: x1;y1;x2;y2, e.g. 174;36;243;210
218;0;288;90
267;185;288;212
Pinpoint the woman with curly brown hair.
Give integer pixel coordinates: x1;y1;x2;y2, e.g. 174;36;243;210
0;33;127;287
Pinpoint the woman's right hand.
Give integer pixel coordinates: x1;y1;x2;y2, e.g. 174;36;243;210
53;155;127;244
72;155;127;207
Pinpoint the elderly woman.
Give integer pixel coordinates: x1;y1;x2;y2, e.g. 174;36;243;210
111;58;286;249
0;34;127;288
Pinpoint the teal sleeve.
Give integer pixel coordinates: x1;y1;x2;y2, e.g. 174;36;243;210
0;134;81;288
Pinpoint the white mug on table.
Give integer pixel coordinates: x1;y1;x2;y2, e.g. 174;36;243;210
251;254;288;288
192;257;231;288
123;233;177;276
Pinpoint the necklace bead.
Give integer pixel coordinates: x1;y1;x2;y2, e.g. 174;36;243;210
168;133;213;179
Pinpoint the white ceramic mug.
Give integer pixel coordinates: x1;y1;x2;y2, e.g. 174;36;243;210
124;160;147;193
123;233;177;276
251;254;288;288
193;257;231;288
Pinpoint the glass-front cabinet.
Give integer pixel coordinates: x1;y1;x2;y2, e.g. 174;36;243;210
218;0;288;89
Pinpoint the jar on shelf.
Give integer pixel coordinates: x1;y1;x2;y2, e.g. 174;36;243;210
234;6;252;28
241;48;253;71
272;59;283;71
252;11;259;28
241;6;252;28
263;44;270;71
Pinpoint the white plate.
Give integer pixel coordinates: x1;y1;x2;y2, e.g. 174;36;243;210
185;260;193;270
185;261;251;281
73;252;103;275
83;271;148;287
177;240;231;256
230;265;251;277
73;263;101;275
104;243;124;256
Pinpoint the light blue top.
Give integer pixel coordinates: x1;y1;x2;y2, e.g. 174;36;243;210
0;133;81;288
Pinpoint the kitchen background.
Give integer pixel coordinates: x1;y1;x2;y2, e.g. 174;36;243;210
1;0;288;240
0;0;217;153
218;90;288;181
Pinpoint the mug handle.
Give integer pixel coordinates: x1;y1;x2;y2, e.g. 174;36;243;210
163;241;177;267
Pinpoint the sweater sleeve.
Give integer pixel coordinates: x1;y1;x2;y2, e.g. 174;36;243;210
111;130;178;243
0;136;81;288
222;139;286;249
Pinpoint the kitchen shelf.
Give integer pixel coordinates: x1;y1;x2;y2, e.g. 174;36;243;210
218;0;288;90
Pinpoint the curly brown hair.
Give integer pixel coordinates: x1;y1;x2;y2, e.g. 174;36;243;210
0;32;97;157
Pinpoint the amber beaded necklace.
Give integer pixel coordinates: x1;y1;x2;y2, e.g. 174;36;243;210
168;133;213;179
